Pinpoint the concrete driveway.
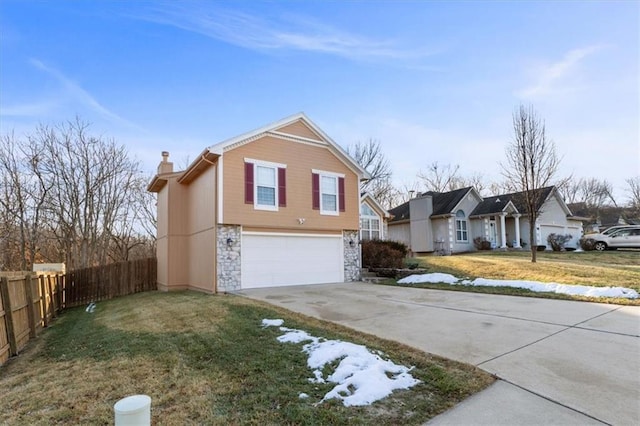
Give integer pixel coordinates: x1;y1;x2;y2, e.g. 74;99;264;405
238;282;640;425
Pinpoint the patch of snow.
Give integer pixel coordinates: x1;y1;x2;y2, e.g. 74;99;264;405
277;328;318;345
467;278;639;299
299;392;309;399
261;318;284;327
398;272;459;284
262;319;420;406
397;273;638;299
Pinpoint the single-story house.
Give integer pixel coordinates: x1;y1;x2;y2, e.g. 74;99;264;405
388;186;583;254
148;113;370;292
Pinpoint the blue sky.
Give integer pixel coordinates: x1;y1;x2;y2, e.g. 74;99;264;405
1;1;638;203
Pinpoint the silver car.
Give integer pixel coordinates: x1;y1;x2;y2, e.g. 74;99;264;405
589;226;640;251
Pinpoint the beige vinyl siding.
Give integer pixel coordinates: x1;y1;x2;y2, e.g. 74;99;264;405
276;121;323;141
223;135;359;231
185;165;217;293
155;165;217;293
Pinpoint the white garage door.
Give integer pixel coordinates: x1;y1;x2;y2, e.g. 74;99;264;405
241;233;344;289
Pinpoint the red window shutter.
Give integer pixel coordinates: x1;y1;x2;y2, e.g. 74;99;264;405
278;167;286;207
338;177;345;212
312;173;320;210
244;162;254;204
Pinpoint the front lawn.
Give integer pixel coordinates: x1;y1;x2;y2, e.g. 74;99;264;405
0;291;493;425
395;250;640;305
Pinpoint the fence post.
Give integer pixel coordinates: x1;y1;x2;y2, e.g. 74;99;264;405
54;275;62;314
0;277;18;356
46;275;56;319
24;274;38;338
40;276;49;327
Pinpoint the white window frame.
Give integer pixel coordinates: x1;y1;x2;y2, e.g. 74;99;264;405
360;202;381;240
455;210;468;242
313;169;344;216
246;158;286;212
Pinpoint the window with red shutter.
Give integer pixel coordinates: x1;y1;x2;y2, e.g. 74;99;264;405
278;168;286;207
312;173;320;210
244;162;254;204
244;158;286;211
338;177;345;212
312;169;345;215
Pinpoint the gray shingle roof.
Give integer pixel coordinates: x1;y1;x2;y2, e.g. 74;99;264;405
390;186;559;222
388;187;474;222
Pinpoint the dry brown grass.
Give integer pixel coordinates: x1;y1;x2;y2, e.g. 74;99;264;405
404;250;640;305
416;251;640;289
0;291;493;425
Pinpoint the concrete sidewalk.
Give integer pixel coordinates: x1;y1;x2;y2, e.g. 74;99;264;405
238;283;640;425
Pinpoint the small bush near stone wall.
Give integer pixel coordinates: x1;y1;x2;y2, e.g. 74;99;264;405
362;240;408;269
579;237;596;251
473;237;492;250
547;233;573;251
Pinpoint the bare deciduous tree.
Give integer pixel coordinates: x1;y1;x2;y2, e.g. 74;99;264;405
417;162;460;193
501;104;561;263
626;176;640;211
347;139;397;209
560;177;616;208
0;118;155;271
0;132;51;270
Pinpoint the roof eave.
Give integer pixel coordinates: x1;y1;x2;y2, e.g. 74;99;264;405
147;176;167;193
177;149;220;185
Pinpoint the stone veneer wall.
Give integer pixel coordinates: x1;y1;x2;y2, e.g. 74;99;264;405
343;230;361;281
217;224;241;292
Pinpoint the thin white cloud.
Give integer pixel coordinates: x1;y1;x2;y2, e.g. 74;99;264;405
0;100;58;117
137;4;440;61
516;44;607;99
28;59;140;129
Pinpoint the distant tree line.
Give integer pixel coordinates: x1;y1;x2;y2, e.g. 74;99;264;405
0;118;155;271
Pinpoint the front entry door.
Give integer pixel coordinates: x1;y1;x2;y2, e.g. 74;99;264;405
489;220;497;248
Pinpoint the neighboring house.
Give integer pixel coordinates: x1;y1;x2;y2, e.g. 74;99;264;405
148;113;369;293
388;186;583;254
360;192;391;241
567;203;640;233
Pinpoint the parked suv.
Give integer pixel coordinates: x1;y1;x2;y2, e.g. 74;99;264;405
587;226;640;251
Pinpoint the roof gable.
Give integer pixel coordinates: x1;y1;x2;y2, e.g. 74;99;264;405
470;195;519;216
275;120;323;141
388;187;479;222
361;193;391;219
208;113;369;179
429;187;477;216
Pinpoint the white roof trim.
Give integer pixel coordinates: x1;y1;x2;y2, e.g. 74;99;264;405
449;187;482;214
361;192;391;218
548;187;572;216
207;112;370;179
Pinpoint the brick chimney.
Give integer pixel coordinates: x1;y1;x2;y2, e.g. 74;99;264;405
157;151;173;174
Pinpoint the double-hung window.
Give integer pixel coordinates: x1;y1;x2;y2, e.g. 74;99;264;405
455;209;468;242
256;166;276;207
312;170;345;216
244;159;286;211
321;176;338;214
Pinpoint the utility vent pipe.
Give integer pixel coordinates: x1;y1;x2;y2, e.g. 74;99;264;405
114;394;151;425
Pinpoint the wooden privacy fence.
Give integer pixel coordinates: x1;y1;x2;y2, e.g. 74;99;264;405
0;257;156;366
0;273;62;366
64;257;157;308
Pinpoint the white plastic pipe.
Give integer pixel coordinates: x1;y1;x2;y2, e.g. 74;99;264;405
114;394;151;426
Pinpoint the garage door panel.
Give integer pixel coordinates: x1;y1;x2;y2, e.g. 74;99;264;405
242;234;344;289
